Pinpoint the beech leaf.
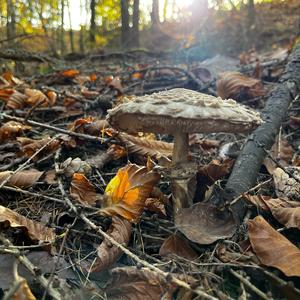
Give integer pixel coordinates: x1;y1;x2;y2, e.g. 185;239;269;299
0;205;55;243
100;163;160;221
70;173;96;206
90;215;131;272
175;203;236;245
248;216;300;277
0;170;43;188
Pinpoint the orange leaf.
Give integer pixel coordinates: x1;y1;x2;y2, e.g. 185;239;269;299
0;121;31;142
70;173;96;206
248;216;300;277
61;69;80;78
100;164;160;221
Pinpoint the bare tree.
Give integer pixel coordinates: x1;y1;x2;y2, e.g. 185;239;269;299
90;0;96;43
60;0;65;54
151;0;160;29
6;0;16;40
121;0;130;48
132;0;139;48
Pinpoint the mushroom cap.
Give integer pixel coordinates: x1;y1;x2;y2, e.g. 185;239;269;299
107;88;262;134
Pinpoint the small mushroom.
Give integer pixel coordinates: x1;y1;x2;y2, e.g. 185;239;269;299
107;88;262;213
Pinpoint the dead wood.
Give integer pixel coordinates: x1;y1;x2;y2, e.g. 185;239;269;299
212;44;300;223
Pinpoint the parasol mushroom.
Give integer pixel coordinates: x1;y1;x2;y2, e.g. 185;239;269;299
107;88;262;213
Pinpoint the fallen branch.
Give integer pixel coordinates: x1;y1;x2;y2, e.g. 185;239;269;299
216;44;300;222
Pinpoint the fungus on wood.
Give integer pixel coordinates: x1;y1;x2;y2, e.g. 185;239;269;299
107;88;262;213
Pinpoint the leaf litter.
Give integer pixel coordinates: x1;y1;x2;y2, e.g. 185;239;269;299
0;41;300;300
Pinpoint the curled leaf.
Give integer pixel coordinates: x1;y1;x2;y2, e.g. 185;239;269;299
24;88;56;107
217;71;265;100
271;207;300;230
0;170;43;188
159;234;197;260
0;205;55;242
100;163;160;221
90;216;131;272
248;216;300;277
12;278;36;300
17;137;61;159
70;173;96;206
0;121;31;142
116;132;173;160
0;88;28;109
175;202;236;245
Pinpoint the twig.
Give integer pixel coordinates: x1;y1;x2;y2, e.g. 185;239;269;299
1;113;106;143
229;269;270;300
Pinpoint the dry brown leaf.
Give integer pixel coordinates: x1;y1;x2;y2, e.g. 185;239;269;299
175;203;236;245
217;71;265;100
248;215;300;277
0;121;31;142
0;205;55;242
2;72;23;86
0;88;28;109
12;278;36;300
271;207;300;230
116;132;173;160
264;137;294;174
104;266;197;300
100;163;160;221
144;198;166;216
107;76;123;94
24;89;56;107
159;234;197;260
243;194;299;211
17;137;61;159
273;167;300;200
90;215;131;272
0;170;43;188
70;173;96;206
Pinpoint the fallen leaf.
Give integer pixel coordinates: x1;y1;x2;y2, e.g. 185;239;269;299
61;69;80;78
116;132;173;160
0;170;43;188
144;198;166;216
70;173;96;206
159;234;197;260
107;76;123;94
0;205;55;243
24;88;56;107
104;266;196;300
0;88;28;109
100;163;160;221
17;137;61;159
175;203;236;245
271;207;300;230
12;278;36;300
2;72;23;86
217;71;265;100
0;121;31;142
264;137;294;174
248;215;300;277
90;215;131;272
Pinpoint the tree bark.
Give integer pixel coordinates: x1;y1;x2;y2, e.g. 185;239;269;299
132;0;139;48
90;0;96;44
60;0;65;55
212;44;300;223
121;0;130;48
67;0;75;52
151;0;160;29
6;0;16;41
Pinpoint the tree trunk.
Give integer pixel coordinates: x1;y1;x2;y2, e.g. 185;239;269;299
6;0;16;40
151;0;160;29
132;0;139;48
163;0;168;22
67;0;75;52
60;0;65;55
121;0;130;48
246;0;255;48
90;0;96;44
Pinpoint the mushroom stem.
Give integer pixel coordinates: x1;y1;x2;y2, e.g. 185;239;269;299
172;132;189;166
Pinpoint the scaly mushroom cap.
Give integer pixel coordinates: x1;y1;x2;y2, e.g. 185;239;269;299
107;88;262;134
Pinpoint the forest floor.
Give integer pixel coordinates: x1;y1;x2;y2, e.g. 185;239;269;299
0;1;300;300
